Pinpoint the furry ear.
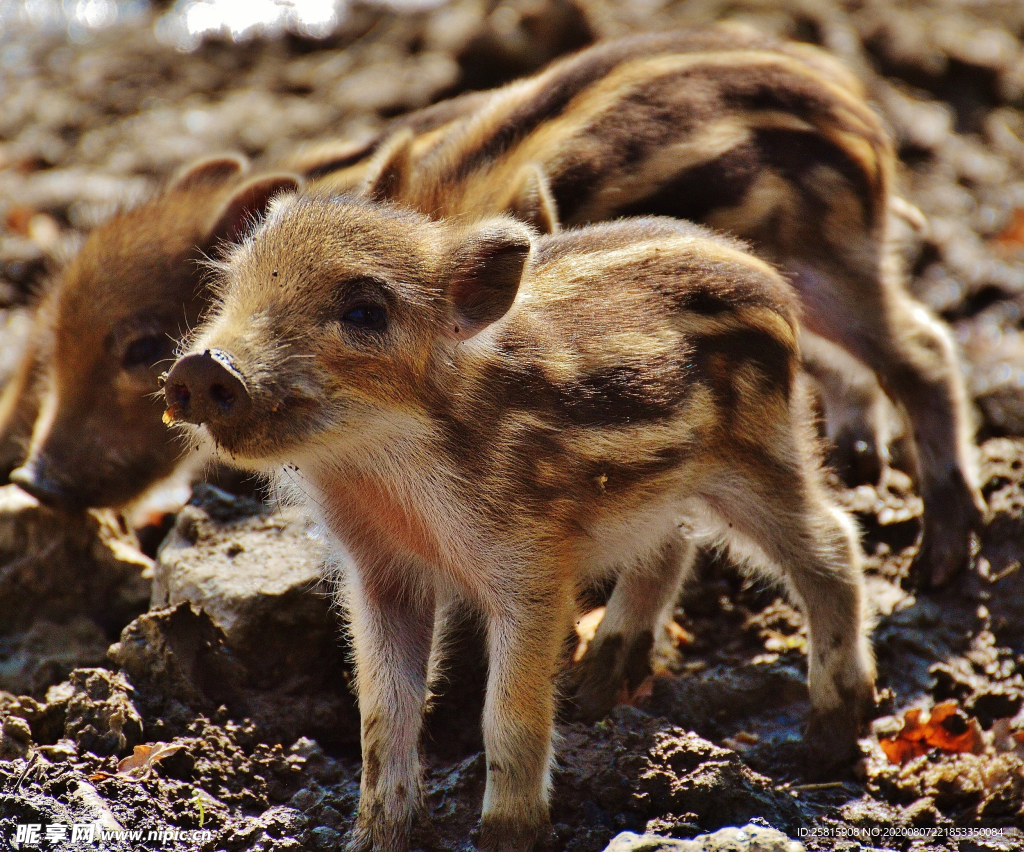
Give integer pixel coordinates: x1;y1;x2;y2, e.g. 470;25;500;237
509;164;560;234
361;129;414;202
447;219;533;341
171;155;248;192
208;175;300;245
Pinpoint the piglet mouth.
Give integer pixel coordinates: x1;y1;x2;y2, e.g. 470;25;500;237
163;349;252;430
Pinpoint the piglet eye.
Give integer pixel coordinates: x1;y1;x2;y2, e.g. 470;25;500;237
122;334;165;369
342;303;387;332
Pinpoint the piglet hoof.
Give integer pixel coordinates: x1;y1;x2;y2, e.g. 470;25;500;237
343;821;410;852
478;814;548;852
565;648;621;724
343;825;374;852
804;687;875;778
804;709;861;778
908;478;985;591
829;427;884;487
908;533;969;592
565;632;653;724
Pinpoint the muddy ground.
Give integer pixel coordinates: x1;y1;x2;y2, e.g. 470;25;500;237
4;0;1024;849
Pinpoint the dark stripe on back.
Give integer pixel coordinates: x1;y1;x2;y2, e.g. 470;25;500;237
754;128;879;225
304;140;381;180
446;348;691;435
692;326;795;407
659;263;798;323
587;446;690;495
555;363;690;428
442;28;787;185
612;142;759;223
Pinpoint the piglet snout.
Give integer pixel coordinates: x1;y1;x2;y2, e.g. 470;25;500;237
164;349;251;427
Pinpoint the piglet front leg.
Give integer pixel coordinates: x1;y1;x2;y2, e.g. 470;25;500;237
344;561;435;852
479;582;574;852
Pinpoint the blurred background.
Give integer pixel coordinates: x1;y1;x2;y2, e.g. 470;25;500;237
2;0;1024;442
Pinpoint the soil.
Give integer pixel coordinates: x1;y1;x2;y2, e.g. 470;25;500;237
3;1;1024;850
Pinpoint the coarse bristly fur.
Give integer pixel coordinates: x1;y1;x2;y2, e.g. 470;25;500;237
315;25;986;590
0;26;982;590
164;194;876;852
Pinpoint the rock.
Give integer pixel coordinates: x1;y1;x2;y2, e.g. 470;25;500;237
0;484;152;637
603;824;804;851
109;604;359;750
0;714;31;760
308;824;342;850
62;668;143;757
151;487;339;688
108;603;247;716
0;616;109;698
553;707;802;837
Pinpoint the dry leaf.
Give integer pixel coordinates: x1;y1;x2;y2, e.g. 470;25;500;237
116;742;182;778
993;208;1024;254
879;701;984;765
722;731;759;752
665;620;693;647
4;205;33;236
573;607;605;663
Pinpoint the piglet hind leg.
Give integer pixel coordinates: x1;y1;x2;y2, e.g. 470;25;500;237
795;257;986;589
569;534;696;722
343;564;435;852
702;423;875;770
478;584;575;852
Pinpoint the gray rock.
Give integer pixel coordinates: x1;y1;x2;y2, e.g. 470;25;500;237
0;484;153;637
0;616;109;697
62;668;144;757
309;825;342;850
557;707;802;836
0;713;31;760
152;490;339;684
604;824;804;852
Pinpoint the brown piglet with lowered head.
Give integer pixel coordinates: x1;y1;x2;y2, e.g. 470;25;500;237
0;158;298;510
163;194;875;852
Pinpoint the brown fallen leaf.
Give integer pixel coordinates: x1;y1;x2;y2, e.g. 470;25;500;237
572;607;605;663
665;619;693;647
4;205;33;236
116;742;182;778
993;207;1024;254
879;701;984;765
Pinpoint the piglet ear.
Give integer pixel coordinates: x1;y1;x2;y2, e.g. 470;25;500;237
447;220;533;341
509;164;560;235
171;155;248;192
207;174;300;245
361;129;413;202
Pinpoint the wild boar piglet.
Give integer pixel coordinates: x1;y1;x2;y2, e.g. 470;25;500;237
164;194;875;852
350;26;986;588
0;157;299;510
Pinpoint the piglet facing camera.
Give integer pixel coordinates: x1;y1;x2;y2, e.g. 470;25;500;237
165;194;875;852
